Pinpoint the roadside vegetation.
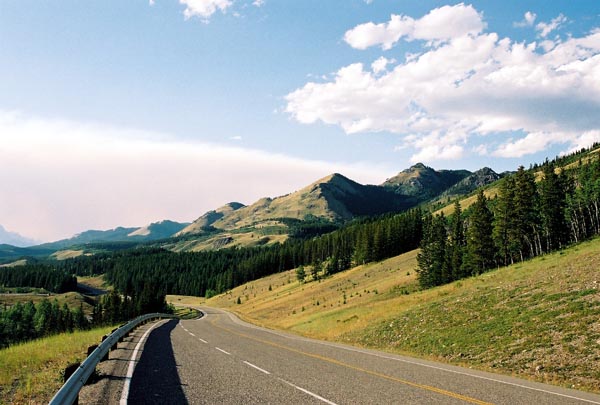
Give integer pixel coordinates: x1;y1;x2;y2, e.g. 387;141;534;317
0;325;115;404
206;237;600;392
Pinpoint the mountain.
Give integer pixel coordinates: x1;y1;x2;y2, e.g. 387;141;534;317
0;225;39;247
176;202;245;236
178;174;413;237
127;220;191;239
440;167;502;198
382;163;471;202
0;244;56;264
39;220;190;250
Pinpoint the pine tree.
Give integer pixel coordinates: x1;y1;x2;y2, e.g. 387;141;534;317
295;265;306;283
512;166;539;260
493;176;516;265
463;190;495;275
448;201;465;281
539;161;568;251
416;213;448;288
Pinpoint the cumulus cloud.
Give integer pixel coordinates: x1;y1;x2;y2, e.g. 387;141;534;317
179;0;233;21
343;3;485;50
286;5;600;163
0;111;389;242
252;0;265;6
536;14;567;38
514;11;537;28
371;56;395;74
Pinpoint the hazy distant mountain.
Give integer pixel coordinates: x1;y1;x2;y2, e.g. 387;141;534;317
39;220;190;250
0;225;39;247
382;163;471;202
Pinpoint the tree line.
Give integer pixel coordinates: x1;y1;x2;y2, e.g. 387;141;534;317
54;209;422;298
0;264;77;293
0;299;88;348
417;155;600;288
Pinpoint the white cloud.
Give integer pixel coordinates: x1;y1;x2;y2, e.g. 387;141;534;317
287;6;600;163
149;0;155;6
514;11;536;28
0;111;390;242
371;56;395;74
252;0;265;7
536;14;567;38
179;0;233;21
343;3;485;50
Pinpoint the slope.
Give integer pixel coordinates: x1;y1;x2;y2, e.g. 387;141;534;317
382;163;471;202
179;173;412;234
204;237;600;393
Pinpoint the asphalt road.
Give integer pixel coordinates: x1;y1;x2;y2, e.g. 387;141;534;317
104;307;600;404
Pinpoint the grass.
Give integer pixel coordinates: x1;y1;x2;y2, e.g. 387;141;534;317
0;291;96;315
206;238;600;393
0;325;116;405
77;275;111;291
51;249;85;260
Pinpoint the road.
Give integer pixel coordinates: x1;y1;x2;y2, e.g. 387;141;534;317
86;307;600;404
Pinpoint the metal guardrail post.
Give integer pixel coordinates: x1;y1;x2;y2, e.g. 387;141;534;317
49;313;177;405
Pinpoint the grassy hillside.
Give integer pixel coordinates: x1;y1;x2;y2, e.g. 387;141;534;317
0;291;95;315
0;325;115;404
205;238;600;392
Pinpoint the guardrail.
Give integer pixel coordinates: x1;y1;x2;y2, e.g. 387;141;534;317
49;312;178;405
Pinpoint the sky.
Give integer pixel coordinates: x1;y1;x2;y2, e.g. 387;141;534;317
1;0;599;242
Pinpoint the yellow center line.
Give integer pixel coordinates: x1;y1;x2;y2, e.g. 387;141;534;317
209;317;494;405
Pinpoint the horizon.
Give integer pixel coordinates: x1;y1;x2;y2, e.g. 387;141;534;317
1;1;599;242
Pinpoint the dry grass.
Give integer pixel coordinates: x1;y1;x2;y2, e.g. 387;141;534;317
207;250;419;339
167;294;206;307
51;250;85;260
77;275;111;291
0;326;115;404
0;292;95;315
206;238;600;393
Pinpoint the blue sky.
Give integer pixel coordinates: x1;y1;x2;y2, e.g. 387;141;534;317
1;1;599;242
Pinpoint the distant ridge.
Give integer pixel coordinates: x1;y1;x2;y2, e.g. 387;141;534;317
178;173;412;236
0;225;39;247
382;163;471;202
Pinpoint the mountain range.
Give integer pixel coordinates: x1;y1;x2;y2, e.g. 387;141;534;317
0;225;39;247
0;163;501;261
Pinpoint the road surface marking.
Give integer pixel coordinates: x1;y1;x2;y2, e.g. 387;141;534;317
210;318;491;405
278;378;337;405
189;332;195;337
217;310;600;405
120;320;165;405
215;347;231;355
198;337;208;343
243;361;271;375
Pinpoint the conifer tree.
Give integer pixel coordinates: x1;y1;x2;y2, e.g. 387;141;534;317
417;213;448;288
448;201;465;281
539;161;568;251
463;190;495;275
512;166;539;260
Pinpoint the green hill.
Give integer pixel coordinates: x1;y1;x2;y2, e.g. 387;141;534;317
204;237;600;393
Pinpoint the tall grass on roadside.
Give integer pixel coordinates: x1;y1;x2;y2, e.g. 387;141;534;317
0;325;115;405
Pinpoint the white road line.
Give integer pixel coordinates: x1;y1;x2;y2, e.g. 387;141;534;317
221;309;600;404
278;378;337;405
243;361;271;375
120;320;165;405
189;332;195;337
215;347;231;355
198;338;208;344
